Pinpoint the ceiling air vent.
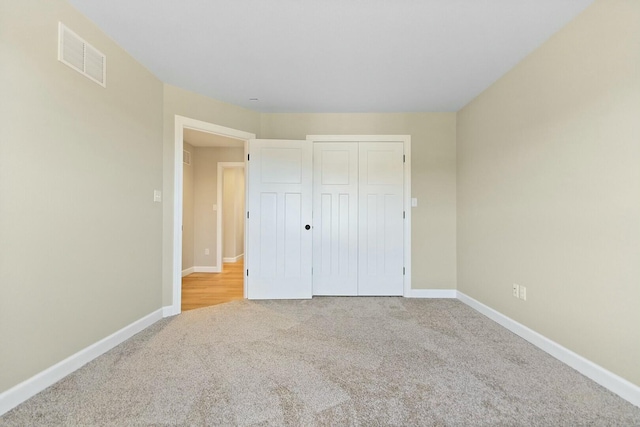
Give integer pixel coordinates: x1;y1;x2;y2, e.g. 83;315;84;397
183;150;192;165
58;22;106;87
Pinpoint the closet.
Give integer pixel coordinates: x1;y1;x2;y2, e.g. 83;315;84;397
247;135;410;299
312;141;405;296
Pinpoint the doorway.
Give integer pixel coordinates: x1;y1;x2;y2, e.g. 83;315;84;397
171;115;255;314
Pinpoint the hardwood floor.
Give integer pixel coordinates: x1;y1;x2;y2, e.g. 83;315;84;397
181;261;244;311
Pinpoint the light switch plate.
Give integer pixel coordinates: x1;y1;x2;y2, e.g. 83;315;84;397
411;198;418;207
153;190;162;202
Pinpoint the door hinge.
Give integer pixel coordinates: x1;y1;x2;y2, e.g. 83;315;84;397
403;267;405;275
246;269;249;276
247;211;249;219
403;211;405;219
403;154;405;163
247;154;250;161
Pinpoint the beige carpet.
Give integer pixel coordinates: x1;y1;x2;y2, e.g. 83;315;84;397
1;298;639;426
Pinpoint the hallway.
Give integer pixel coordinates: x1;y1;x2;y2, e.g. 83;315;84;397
181;261;244;311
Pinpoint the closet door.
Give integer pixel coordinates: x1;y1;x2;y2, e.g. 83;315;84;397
312;143;358;295
247;139;313;299
358;142;404;296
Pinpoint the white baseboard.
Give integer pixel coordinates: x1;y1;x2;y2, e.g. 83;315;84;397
3;294;636;415
223;254;244;263
404;289;457;298
182;266;222;276
194;266;221;273
0;308;164;416
456;291;640;408
162;305;179;317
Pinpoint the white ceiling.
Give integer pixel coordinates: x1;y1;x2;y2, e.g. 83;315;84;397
67;0;594;113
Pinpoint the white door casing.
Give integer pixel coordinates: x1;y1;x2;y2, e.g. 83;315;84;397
312;142;359;295
247;139;313;299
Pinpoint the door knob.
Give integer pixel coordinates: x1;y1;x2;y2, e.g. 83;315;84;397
305;224;311;230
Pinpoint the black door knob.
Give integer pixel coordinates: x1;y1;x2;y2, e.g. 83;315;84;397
305;224;311;230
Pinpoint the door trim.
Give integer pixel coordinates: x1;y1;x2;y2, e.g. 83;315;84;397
172;115;255;315
306;135;412;297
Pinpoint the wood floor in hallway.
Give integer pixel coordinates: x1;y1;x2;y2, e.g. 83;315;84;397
181;261;244;311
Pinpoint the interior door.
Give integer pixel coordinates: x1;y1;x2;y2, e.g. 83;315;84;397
358;142;404;295
312;142;358;295
247;139;313;299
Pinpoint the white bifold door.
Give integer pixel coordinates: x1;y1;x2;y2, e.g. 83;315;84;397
247;140;313;299
312;143;359;295
312;142;405;296
247;139;405;299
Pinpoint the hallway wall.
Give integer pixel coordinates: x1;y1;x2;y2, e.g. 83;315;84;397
182;142;195;271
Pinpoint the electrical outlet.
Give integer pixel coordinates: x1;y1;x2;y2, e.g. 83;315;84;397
520;286;527;301
512;284;519;298
205;248;210;255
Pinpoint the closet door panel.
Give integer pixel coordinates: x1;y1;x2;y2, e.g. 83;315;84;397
358;142;404;296
312;143;358;295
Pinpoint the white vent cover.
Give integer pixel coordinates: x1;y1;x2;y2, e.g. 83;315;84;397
183;150;191;165
58;22;106;87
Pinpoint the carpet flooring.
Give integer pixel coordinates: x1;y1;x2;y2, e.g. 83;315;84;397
1;298;639;426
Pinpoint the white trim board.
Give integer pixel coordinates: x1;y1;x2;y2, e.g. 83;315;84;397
162;306;178;317
223;254;244;263
3;294;638;413
456;291;640;408
0;307;169;416
405;289;457;298
173;115;254;315
182;266;225;277
194;266;221;273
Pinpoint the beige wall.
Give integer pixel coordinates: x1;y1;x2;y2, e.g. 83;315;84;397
192;147;244;267
457;0;640;386
222;168;236;259
260;113;458;290
162;85;259;304
235;170;246;257
222;168;245;260
182;142;195;270
0;0;164;393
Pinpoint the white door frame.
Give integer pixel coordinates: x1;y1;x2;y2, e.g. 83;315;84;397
306;135;412;297
172;115;255;315
217;162;245;267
